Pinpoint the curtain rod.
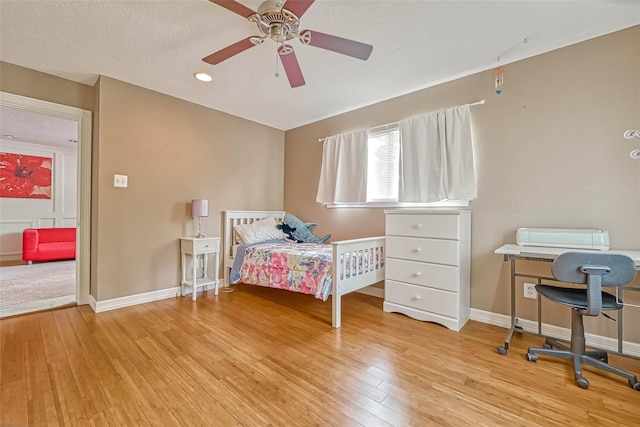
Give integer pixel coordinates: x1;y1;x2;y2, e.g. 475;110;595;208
318;99;485;142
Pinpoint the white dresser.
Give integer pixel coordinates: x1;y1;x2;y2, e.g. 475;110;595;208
383;209;471;331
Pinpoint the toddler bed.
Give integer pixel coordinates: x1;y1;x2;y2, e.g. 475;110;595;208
223;210;385;328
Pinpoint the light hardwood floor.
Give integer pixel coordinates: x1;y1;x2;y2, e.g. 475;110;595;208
1;284;639;426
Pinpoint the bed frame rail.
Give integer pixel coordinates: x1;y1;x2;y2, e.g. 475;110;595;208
331;236;386;327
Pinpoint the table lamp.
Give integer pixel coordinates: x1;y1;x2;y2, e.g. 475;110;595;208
191;199;208;238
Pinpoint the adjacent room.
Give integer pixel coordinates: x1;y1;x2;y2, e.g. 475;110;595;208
0;107;79;317
1;1;639;425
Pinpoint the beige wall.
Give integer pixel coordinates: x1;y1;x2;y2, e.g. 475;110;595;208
93;77;284;300
284;26;640;341
2;64;285;301
0;61;94;111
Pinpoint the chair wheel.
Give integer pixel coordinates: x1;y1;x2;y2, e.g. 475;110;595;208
600;355;608;363
543;342;553;349
576;378;590;389
496;346;507;355
526;353;537;362
515;326;524;335
630;380;640;391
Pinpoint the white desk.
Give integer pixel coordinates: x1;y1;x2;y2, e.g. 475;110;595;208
495;244;640;357
496;244;640;267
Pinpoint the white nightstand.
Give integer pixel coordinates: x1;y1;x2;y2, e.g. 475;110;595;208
179;236;221;301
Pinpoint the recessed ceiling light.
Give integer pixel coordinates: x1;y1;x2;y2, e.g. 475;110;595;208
194;72;213;82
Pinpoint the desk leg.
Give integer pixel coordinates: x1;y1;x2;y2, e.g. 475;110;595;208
497;256;523;355
537;282;542;335
619;302;623;353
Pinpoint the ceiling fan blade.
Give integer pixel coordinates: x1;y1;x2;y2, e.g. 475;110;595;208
284;0;315;18
208;0;256;19
300;30;373;61
278;45;305;88
202;38;256;65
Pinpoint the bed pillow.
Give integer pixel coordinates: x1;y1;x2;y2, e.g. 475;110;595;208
283;213;331;244
234;217;284;244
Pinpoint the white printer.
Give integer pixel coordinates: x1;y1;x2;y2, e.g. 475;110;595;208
516;228;610;251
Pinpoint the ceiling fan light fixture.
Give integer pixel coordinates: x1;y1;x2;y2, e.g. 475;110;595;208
194;72;213;82
269;25;289;42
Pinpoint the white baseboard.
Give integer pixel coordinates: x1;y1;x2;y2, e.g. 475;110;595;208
470;308;640;358
88;294;97;311
93;287;184;313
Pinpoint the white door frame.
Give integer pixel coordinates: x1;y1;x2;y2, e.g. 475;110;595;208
0;92;92;305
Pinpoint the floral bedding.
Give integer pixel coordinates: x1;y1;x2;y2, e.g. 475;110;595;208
237;242;333;301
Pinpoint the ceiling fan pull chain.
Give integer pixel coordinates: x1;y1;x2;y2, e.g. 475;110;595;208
275;43;280;77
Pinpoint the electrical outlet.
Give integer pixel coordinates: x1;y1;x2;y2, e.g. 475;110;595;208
114;174;128;188
524;283;538;299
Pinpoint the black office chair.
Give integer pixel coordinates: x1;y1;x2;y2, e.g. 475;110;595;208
526;252;640;390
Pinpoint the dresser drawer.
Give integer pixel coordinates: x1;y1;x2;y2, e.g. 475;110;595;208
195;239;220;252
385;280;458;318
386;258;459;292
386;236;459;266
386;213;459;239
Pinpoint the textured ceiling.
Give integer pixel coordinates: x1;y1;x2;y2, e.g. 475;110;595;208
0;106;78;149
1;0;639;131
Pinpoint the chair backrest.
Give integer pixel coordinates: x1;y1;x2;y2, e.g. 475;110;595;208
552;252;637;287
552;252;637;316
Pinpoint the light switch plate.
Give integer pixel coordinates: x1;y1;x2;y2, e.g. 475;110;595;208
114;174;128;188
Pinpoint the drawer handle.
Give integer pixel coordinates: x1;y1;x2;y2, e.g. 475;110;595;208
414;271;422;277
414;247;422;253
414;223;422;230
412;295;422;301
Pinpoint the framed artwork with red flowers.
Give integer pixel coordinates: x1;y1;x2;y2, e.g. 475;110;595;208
0;152;53;199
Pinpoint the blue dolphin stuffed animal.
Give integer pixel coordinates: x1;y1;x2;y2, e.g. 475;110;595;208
283;213;331;244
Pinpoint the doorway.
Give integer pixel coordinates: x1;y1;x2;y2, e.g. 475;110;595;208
0;92;91;314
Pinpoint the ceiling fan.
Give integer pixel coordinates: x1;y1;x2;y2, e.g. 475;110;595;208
203;0;373;88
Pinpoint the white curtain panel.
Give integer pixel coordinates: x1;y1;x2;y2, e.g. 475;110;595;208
316;130;368;203
399;105;476;202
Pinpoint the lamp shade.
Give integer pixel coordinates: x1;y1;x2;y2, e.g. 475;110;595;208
191;199;209;217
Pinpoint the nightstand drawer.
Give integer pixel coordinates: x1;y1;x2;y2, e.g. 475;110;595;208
195;239;219;252
386;214;459;239
385;280;458;318
386;236;459;266
386;258;459;292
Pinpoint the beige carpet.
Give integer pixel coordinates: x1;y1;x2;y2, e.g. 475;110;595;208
0;260;76;318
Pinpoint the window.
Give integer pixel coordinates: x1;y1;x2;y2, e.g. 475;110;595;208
321;104;475;208
366;125;399;202
326;123;469;208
